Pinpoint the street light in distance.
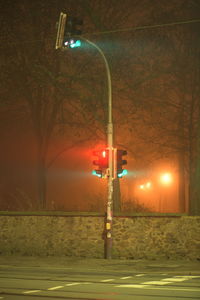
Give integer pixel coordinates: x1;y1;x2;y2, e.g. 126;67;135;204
160;172;173;185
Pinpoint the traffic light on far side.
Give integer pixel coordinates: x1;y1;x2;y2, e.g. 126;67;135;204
63;39;81;48
117;149;127;178
55;12;83;50
63;16;83;48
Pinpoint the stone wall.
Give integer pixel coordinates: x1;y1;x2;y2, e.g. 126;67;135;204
112;216;200;260
0;215;104;258
0;213;200;260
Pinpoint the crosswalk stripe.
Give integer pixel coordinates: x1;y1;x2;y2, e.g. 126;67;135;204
162;278;188;282
116;284;200;292
48;286;64;290
101;279;115;282
175;275;200;279
23;290;41;294
65;282;81;286
116;284;151;288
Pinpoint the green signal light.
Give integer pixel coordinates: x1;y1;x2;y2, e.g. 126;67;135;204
123;169;128;175
92;170;102;178
70;40;81;48
118;169;128;178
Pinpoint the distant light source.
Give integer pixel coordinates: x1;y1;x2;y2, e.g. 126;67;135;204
160;172;172;185
139;181;152;190
146;181;152;189
139;184;145;190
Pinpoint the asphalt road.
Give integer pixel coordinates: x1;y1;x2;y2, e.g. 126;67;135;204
0;257;200;300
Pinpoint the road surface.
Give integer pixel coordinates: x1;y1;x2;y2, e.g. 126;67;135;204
0;258;200;299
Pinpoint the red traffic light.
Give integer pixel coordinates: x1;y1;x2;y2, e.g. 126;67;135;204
92;149;108;169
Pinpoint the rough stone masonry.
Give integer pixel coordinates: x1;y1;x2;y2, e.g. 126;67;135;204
0;214;200;260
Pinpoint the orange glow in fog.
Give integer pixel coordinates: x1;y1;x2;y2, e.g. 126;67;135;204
139;181;152;190
160;172;172;185
139;184;145;190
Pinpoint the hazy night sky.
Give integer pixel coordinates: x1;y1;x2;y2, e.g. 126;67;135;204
0;0;200;212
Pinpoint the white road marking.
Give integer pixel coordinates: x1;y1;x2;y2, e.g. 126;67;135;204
23;290;41;294
152;286;200;292
116;274;200;291
65;282;81;286
120;276;132;279
48;286;64;290
101;279;115;282
175;275;200;279
116;284;151;288
116;284;200;292
142;281;171;285
162;277;188;282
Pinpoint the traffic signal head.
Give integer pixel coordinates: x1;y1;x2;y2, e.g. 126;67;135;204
55;12;83;50
93;149;108;169
63;15;83;49
92;149;108;178
117;149;127;178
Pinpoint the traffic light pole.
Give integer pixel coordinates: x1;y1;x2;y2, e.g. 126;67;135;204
55;14;113;258
82;37;113;259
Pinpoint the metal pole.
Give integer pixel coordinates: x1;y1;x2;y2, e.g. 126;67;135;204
82;37;113;258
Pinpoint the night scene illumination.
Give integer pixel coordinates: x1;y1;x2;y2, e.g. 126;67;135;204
1;0;200;283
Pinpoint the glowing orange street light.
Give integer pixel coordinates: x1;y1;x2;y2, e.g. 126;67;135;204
160;172;172;185
139;181;152;190
146;181;152;189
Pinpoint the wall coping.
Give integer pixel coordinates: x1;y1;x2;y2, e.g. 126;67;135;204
0;211;188;217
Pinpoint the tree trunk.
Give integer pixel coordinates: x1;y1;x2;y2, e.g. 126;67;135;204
189;139;200;215
36;144;47;210
37;161;46;210
177;152;186;213
189;164;200;215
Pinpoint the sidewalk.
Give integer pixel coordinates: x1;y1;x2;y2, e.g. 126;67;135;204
0;255;200;275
